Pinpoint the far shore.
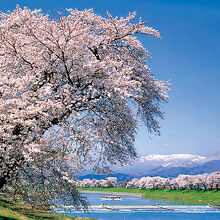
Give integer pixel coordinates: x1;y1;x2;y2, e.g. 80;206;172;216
80;190;144;197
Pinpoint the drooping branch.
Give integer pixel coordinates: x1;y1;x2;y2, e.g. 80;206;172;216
0;6;168;205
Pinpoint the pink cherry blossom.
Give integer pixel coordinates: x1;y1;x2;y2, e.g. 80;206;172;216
0;6;168;206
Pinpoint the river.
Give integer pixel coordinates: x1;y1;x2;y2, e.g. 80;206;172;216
54;192;220;220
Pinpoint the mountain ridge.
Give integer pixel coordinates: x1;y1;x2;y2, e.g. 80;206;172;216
144;160;220;177
78;154;220;181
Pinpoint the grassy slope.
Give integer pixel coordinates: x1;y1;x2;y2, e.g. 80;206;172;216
78;187;220;205
0;199;95;220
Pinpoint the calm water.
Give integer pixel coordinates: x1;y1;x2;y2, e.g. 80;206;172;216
54;193;220;220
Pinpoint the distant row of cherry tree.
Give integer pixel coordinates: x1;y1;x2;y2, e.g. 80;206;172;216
77;172;220;191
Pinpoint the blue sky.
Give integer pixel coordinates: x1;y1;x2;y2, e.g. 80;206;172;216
1;0;220;157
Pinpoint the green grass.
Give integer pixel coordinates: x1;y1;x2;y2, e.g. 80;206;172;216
78;187;220;205
0;199;95;220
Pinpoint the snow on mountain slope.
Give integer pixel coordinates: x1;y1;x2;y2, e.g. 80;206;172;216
143;154;207;167
116;154;211;174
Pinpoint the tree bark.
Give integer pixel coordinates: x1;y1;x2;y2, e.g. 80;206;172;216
0;176;7;191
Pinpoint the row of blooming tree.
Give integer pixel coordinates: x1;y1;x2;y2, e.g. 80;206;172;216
77;172;220;191
77;177;118;188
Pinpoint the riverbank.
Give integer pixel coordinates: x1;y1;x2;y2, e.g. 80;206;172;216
80;190;144;197
78;187;220;205
0;198;95;220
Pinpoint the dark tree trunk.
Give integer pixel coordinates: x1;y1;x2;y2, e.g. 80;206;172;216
0;176;7;191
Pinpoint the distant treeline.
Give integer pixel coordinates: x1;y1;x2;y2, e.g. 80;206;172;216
77;172;220;191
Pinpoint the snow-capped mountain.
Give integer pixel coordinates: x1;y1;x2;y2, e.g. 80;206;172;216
78;154;220;181
115;154;212;174
145;160;220;177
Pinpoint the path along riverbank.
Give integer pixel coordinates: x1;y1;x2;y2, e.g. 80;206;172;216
79;190;144;197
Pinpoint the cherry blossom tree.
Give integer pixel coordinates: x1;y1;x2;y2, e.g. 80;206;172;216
105;177;118;187
138;177;151;189
98;177;118;187
175;175;192;190
125;178;139;188
208;172;220;190
79;179;92;187
0;6;168;205
196;174;209;191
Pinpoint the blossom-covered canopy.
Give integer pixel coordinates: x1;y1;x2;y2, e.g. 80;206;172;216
0;6;168;205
